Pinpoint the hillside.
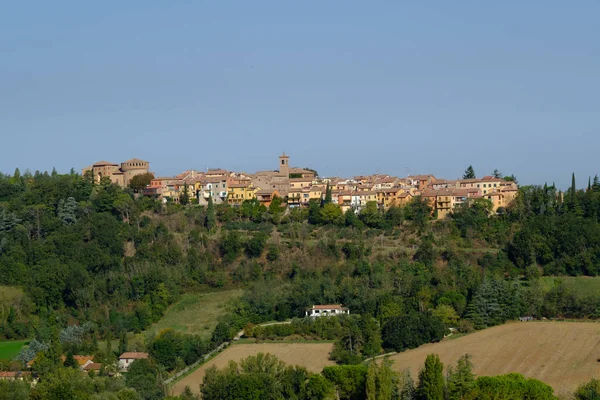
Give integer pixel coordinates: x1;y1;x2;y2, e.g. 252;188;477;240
388;321;600;396
170;342;335;395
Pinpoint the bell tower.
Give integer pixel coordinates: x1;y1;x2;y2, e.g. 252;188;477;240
279;152;290;176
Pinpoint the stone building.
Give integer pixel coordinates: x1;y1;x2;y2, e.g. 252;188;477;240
82;158;150;187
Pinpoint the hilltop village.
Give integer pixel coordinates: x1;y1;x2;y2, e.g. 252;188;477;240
82;154;519;218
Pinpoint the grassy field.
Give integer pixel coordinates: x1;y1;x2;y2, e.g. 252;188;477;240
541;276;600;297
170;343;335;395
0;340;27;361
387;321;600;396
146;289;243;339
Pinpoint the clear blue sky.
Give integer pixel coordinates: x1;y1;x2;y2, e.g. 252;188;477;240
1;1;599;188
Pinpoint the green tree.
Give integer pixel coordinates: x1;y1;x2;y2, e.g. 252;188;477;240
63;351;79;369
324;183;333;205
29;367;94;400
463;166;476;179
446;354;475;400
126;359;163;400
366;359;394;400
574;379;600;400
119;330;128;355
179;183;190;205
308;199;322;225
205;196;216;230
268;195;283;214
321;203;343;225
417;354;444;400
492;169;503;179
129;172;154;193
322;364;368;400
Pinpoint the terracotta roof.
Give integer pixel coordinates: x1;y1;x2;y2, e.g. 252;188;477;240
93;160;118;166
123;158;148;164
0;371;30;378
119;352;149;360
309;304;347;310
83;363;103;371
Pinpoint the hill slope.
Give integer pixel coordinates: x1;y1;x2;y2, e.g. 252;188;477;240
388;321;600;396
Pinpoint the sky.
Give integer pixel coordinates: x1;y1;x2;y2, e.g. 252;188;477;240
1;1;599;189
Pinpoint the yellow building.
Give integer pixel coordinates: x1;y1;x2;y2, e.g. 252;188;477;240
228;183;258;206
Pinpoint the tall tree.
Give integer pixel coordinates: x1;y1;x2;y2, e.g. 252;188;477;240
492;169;502;179
417;354;444;400
179;183;190;205
462;166;476;179
324;183;333;205
447;354;475;400
205;196;216;230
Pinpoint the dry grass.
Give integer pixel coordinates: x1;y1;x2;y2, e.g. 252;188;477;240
170;342;335;395
145;289;243;340
387;321;600;397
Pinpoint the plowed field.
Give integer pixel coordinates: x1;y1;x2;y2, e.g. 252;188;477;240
171;342;335;395
388;321;600;396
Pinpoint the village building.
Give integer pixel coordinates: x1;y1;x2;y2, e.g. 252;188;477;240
118;352;149;372
82;158;150;187
306;304;350;317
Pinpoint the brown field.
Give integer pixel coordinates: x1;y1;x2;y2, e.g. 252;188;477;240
387;321;600;396
170;342;335;395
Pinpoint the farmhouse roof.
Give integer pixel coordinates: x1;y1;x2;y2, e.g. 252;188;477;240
119;352;149;360
309;304;348;310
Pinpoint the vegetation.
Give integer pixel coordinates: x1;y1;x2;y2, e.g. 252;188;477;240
1;167;600;397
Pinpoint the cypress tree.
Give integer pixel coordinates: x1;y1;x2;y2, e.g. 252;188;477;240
205;196;216;230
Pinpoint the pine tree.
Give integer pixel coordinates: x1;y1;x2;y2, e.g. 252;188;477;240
417;354;444;400
593;175;600;192
446;354;475;400
398;369;416;400
571;173;577;197
64;351;79;369
462;166;476;179
492;169;502;179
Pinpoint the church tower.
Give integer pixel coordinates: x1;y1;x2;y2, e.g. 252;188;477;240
279;152;290;176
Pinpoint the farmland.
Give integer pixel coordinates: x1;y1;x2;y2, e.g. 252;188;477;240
541;276;600;298
145;289;243;340
387;321;600;396
170;342;335;395
0;340;27;361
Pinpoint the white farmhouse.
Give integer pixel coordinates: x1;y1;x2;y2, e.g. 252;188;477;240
118;352;149;371
306;304;350;317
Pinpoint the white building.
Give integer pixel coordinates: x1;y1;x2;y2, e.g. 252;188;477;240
118;352;149;371
306;304;350;317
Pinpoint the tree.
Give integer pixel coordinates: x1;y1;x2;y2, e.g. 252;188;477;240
308;199;322;225
417;354;444;400
463;166;476;179
57;197;78;225
211;322;231;346
129;172;154;193
119;330;128;355
492;169;503;179
574;379;600;400
179;183;190;205
366;359;394;400
322;364;368;400
268;195;283;214
446;354;475;400
321;203;343;225
205;197;216;230
126;359;163;400
324;183;333;205
63;351;79;368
